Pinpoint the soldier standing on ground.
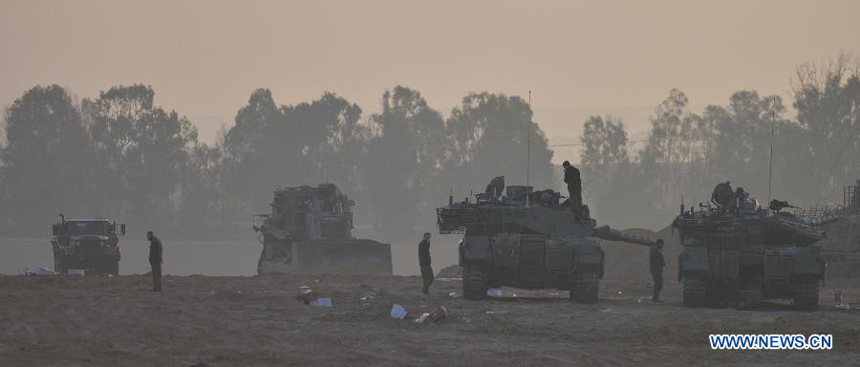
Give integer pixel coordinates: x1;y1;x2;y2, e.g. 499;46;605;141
147;231;163;292
650;239;665;302
419;232;433;294
562;161;582;219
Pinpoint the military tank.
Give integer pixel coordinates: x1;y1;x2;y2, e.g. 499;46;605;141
674;182;837;310
437;179;657;302
253;184;392;275
820;179;860;279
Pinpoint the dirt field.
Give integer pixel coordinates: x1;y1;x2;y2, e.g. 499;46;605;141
1;272;859;367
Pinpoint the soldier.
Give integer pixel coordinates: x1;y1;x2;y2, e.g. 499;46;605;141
418;232;433;294
562;161;582;219
147;231;163;292
650;239;665;302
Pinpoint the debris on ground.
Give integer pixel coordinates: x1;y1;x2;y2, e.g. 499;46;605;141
390;304;408;319
834;291;860;310
361;292;373;306
449;292;460;299
309;298;332;307
296;286;315;304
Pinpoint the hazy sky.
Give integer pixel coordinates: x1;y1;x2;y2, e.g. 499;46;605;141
1;0;858;162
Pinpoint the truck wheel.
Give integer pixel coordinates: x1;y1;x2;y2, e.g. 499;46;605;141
793;282;819;311
462;266;489;300
106;261;119;276
683;277;706;307
571;271;599;303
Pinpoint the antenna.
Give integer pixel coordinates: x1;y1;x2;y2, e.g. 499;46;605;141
767;96;775;203
527;90;532;187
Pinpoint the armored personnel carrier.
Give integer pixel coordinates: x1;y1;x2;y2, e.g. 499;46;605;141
674;182;836;310
253;184;392;275
437;181;657;302
51;215;126;275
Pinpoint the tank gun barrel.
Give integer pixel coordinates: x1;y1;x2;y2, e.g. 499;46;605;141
591;225;657;247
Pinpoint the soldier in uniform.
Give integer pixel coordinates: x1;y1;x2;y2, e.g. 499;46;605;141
147;231;163;292
418;232;433;294
562;161;582;219
650;239;665;302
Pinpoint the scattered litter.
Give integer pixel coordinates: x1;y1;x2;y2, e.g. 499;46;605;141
487;289;502;297
834;291;860;310
600;307;612;313
310;298;332;307
296;286;316;304
390;304;408;319
448;292;460;299
428;306;448;323
36;266;55;275
361;292;373;306
414;313;430;323
67;269;85;276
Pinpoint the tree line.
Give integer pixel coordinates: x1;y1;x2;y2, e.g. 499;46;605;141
0;85;554;239
581;54;860;229
1;54;857;238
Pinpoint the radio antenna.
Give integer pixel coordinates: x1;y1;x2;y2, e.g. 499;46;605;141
527;90;532;188
767;96;775;203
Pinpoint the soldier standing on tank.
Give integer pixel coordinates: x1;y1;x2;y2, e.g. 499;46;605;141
419;232;433;294
562;161;582;219
650;239;665;302
147;231;163;292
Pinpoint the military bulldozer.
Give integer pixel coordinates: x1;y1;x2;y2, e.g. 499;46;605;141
674;182;837;310
437;181;657;302
253;184;392;275
51;215;126;275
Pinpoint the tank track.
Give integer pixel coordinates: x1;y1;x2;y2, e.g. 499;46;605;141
793;282;819;311
462;266;489;300
683;277;707;307
571;271;599;303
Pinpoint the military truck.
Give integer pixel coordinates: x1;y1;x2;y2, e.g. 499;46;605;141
253;184;392;275
51;215;126;275
674;182;836;310
437;181;657;302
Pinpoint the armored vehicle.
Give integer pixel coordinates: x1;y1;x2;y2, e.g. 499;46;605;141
253;184;392;275
51;215;126;275
674;182;836;310
821;179;860;279
437;181;657;302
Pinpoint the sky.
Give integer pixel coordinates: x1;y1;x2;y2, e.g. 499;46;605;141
1;0;858;162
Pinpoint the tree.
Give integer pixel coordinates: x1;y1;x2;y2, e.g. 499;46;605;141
791;53;860;203
86;84;198;228
445;92;554;196
2;85;93;232
365;86;446;239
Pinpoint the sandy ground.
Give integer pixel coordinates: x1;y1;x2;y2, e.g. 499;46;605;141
1;272;859;367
